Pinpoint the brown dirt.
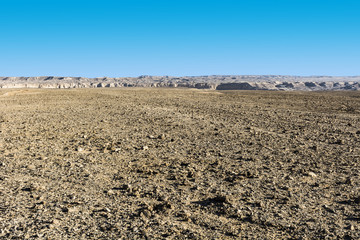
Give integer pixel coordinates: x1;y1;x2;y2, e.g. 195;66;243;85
0;88;359;239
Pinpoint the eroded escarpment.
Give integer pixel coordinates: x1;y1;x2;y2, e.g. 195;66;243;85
1;75;360;90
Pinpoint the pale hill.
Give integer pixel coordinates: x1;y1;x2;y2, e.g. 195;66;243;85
1;75;360;90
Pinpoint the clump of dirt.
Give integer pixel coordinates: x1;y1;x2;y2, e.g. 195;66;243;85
0;88;359;239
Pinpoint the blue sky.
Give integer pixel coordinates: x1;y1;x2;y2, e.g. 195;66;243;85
0;0;359;77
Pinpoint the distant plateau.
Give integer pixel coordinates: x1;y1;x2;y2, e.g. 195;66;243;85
1;75;360;91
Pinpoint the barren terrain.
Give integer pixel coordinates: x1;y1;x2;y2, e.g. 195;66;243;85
0;88;359;239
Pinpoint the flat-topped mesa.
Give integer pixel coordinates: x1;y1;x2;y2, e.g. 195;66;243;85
0;75;360;90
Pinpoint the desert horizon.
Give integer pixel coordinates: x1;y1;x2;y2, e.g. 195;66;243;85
2;0;360;238
1;75;360;91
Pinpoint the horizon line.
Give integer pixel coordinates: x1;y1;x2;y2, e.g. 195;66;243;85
1;74;360;78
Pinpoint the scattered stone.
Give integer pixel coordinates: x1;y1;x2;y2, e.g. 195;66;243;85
68;207;78;213
323;205;335;213
158;134;165;139
52;219;61;225
142;209;152;218
101;148;109;153
2;88;360;239
76;147;84;152
114;184;132;193
107;189;115;195
27;164;36;170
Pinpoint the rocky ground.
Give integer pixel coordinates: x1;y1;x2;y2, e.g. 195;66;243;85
0;88;359;239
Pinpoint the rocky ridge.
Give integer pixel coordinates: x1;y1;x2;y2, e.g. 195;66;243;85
1;75;360;90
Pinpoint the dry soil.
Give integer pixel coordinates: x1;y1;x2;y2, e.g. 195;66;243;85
0;88;359;239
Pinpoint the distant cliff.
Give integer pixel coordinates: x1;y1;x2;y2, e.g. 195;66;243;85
1;75;360;91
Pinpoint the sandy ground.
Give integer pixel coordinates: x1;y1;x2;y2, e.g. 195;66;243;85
0;88;359;239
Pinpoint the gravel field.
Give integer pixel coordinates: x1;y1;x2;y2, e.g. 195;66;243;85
0;88;359;239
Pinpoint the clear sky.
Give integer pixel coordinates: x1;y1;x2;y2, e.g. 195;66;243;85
0;0;359;77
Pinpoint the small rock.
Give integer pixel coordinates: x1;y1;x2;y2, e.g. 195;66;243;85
158;134;165;139
68;207;78;213
121;184;132;193
142;209;152;218
158;195;168;201
142;146;149;150
27;165;36;170
148;135;156;139
76;147;84;152
140;212;148;223
293;204;305;210
101;148;109;153
52;219;61;225
323;205;335;213
107;189;115;195
308;172;317;178
285;175;294;180
177;210;192;222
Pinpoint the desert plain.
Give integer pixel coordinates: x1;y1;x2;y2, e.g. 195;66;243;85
0;88;359;239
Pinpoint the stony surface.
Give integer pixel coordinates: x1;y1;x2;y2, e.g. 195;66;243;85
0;88;359;239
1;75;360;90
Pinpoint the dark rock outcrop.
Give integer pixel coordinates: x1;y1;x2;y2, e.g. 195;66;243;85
216;82;256;90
